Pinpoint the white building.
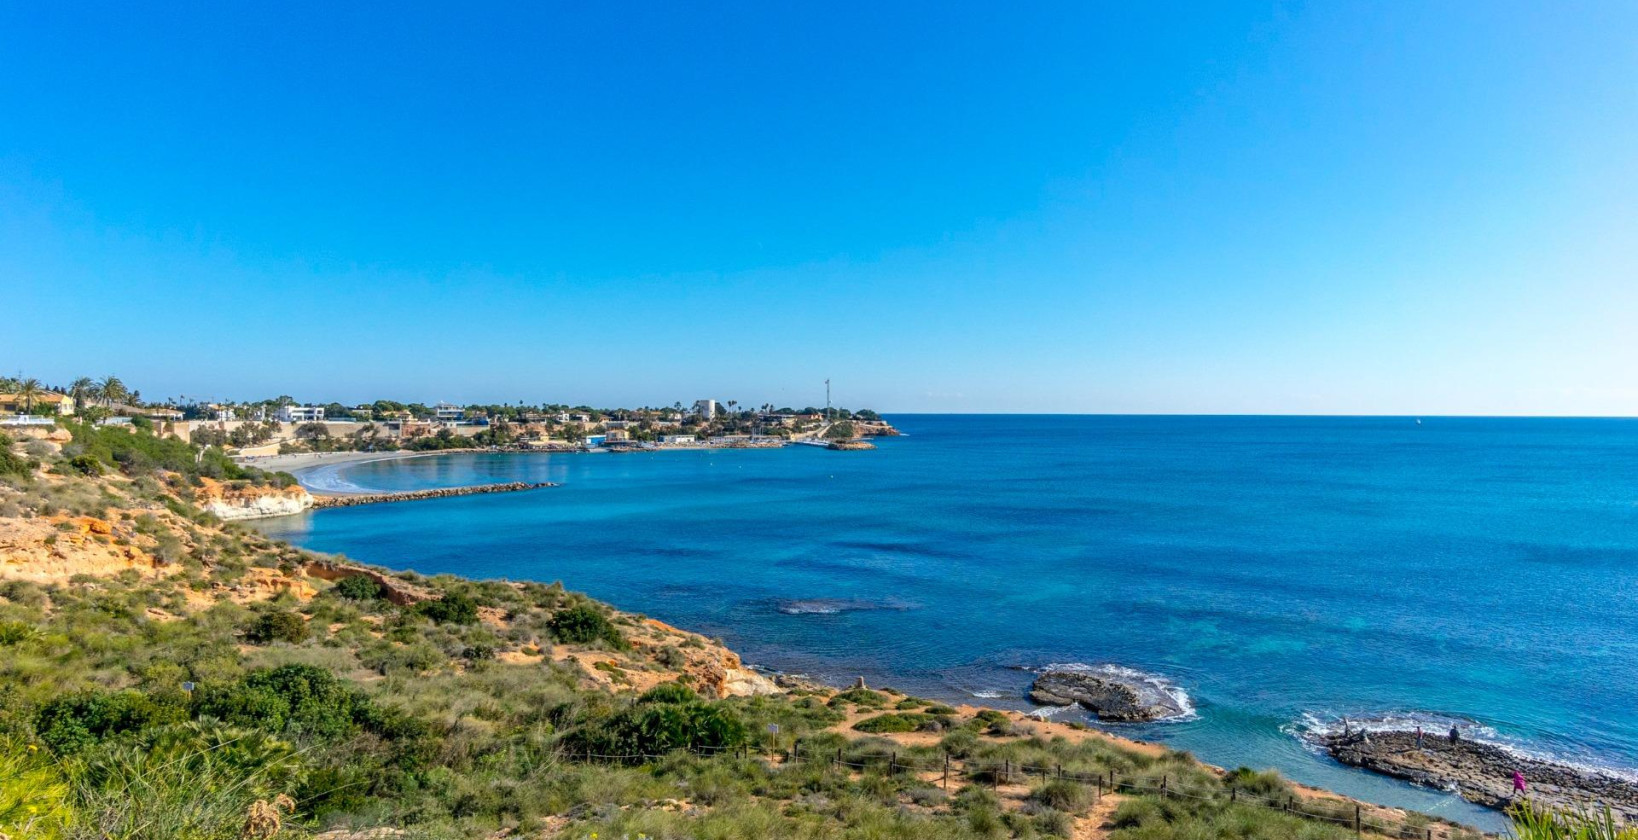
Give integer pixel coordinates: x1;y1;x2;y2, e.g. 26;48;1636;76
693;399;717;419
275;405;325;423
434;402;464;421
660;434;696;445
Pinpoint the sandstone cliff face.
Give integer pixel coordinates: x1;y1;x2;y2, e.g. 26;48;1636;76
0;513;168;583
194;479;314;520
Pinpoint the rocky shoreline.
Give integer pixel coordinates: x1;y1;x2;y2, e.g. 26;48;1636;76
312;481;555;508
1319;729;1638;820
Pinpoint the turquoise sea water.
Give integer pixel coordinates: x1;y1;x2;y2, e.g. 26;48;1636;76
256;415;1638;830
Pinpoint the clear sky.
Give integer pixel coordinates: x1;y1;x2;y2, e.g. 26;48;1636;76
3;3;1635;414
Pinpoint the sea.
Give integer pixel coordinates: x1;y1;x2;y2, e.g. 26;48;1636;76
253;415;1638;830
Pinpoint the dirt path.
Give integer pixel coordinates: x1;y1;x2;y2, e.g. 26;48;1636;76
1072;792;1126;839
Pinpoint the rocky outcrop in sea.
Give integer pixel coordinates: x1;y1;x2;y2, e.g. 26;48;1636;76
1028;668;1188;722
1318;729;1638;820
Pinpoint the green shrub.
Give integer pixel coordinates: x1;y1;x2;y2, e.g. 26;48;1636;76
0;448;32;479
416;593;479;625
549;603;625;647
829;688;889;708
641;682;700;705
35;690;185;755
567;684;748;759
244;610;309;644
853;713;930;733
0;620;37;645
66;454;104;476
335;574;387;601
1031;779;1095;813
193;664;401;742
656;644;687;668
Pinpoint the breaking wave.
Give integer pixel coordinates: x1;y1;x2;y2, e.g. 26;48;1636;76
775;597;916;615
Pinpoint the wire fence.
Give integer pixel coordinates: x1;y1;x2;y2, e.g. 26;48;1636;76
561;741;1466;839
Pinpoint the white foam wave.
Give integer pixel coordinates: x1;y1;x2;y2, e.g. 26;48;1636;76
295;463;370;494
969;690;1007;699
1038;662;1198;722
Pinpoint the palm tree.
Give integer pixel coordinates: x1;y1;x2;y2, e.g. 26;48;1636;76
68;377;94;413
17;378;42;414
99;375;127;408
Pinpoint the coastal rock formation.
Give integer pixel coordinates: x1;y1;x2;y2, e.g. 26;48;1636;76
1028;669;1187;722
195;479;314;520
0;513;169;582
312;481;554;509
1319;729;1638;820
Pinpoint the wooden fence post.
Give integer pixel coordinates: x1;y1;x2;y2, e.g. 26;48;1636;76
1162;774;1168;795
942;753;949;789
1354;804;1362;834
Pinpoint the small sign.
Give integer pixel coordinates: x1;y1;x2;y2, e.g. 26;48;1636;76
765;723;780;735
182;682;196;692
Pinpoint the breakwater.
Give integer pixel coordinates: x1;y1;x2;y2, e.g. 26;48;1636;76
312;481;554;508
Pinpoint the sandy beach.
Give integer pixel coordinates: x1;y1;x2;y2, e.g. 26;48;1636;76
235;449;480;475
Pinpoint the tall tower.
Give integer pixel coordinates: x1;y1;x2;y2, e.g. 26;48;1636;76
825;379;831;422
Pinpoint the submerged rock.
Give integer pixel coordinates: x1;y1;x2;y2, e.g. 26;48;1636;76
1028;669;1186;722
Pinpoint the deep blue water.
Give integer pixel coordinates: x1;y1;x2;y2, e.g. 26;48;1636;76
256;415;1638;830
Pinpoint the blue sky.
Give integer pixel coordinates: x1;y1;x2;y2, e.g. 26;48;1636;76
3;3;1635;414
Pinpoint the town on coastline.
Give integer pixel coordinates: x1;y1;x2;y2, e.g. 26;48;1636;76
0;375;900;458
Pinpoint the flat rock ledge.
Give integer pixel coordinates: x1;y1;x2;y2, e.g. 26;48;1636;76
1319;730;1638;820
1028;670;1185;722
313;481;555;509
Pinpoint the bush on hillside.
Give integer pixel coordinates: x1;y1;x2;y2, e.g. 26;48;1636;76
853;712;932;733
416;593;479;625
245;610;309;645
193;665;414;742
66;454;104;476
35;690;186;755
549;603;625;648
567;682;747;759
0;447;33;479
1030;779;1096;813
334;574;387;601
828;688;889;709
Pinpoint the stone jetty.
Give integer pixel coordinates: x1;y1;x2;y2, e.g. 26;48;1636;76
312;481;554;509
1319;729;1638;820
